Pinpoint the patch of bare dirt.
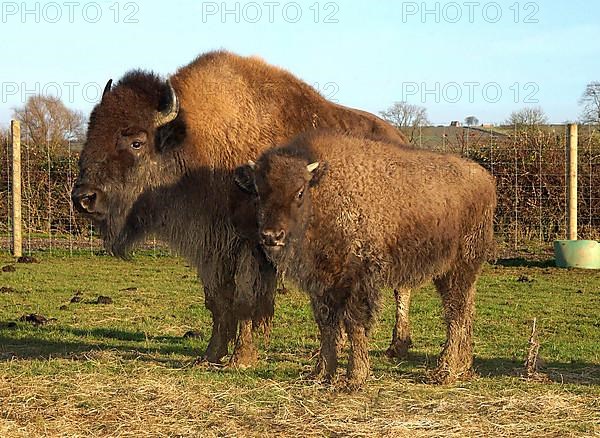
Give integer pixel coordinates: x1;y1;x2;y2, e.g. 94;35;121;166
95;296;113;305
19;314;55;325
17;256;39;264
183;330;203;339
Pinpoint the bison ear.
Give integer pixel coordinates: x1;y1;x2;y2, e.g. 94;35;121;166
234;163;257;195
308;161;328;187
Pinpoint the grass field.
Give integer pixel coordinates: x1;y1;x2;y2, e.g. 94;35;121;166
0;251;598;437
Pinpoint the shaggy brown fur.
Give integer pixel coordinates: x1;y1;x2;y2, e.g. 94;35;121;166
72;50;406;366
235;130;496;388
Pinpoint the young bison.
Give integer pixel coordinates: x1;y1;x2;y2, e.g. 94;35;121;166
235;131;496;388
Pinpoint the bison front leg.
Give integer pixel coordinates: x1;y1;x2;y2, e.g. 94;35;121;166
386;288;412;359
201;282;238;364
203;314;237;364
431;263;480;384
343;291;377;390
229;319;258;368
229;246;277;368
344;322;371;390
310;295;343;383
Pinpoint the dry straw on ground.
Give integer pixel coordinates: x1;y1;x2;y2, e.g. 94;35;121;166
0;351;598;437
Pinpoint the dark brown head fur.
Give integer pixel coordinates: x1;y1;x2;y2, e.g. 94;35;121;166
235;136;328;256
73;71;186;256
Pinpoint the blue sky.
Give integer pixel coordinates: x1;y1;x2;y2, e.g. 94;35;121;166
1;0;599;126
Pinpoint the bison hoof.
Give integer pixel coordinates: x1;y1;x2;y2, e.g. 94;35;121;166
305;368;326;382
192;356;225;368
229;348;259;369
306;372;334;385
428;366;475;385
306;358;338;384
385;338;412;360
305;370;338;387
307;363;324;381
338;376;367;392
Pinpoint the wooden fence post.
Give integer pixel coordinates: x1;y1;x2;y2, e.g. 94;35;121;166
567;123;578;241
11;120;22;257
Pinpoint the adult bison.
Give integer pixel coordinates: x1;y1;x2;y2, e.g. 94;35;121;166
235;130;496;388
71;50;408;366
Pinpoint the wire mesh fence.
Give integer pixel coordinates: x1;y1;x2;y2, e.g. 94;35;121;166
0;131;100;254
0;124;598;257
416;124;600;251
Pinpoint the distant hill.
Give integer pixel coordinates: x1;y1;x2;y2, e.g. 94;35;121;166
409;124;571;151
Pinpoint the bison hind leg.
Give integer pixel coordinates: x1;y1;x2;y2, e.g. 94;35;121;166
386;288;412;360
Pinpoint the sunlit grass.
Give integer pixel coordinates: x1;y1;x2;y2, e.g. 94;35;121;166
0;251;598;436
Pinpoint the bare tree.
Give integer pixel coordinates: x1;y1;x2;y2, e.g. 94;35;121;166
380;101;430;144
464;116;479;127
12;95;85;154
579;81;600;125
505;106;548;128
9;96;86;234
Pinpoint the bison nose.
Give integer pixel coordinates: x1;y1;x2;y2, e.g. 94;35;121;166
72;185;100;215
261;229;286;246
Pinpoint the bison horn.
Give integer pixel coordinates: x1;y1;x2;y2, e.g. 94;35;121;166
307;162;320;173
154;79;180;128
101;79;113;102
247;160;256;169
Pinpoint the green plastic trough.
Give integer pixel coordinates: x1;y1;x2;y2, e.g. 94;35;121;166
554;240;600;269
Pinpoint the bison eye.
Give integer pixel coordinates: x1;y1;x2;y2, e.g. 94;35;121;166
131;141;143;150
296;188;304;200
